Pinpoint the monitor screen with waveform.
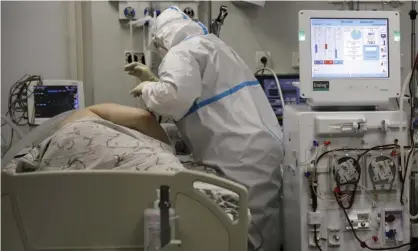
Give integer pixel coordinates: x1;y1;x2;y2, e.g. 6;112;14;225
33;85;79;118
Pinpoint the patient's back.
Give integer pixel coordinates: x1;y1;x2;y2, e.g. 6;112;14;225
4;117;183;174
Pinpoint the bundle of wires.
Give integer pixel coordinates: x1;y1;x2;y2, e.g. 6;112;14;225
5;74;42;126
309;144;418;250
309;54;418;250
1;75;40;155
312;145;398;209
401;53;418;209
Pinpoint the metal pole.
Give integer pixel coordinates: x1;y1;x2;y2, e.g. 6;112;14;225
159;185;171;248
208;1;212;27
199;1;211;29
409;0;418;226
348;1;355;11
411;1;416;105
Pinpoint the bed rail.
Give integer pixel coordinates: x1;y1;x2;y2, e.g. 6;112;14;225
1;169;248;251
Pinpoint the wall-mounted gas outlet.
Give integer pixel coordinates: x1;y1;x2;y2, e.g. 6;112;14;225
292;51;300;69
118;2;147;20
255;51;272;69
125;51;145;65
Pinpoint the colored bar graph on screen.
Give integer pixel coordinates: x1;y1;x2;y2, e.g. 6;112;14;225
325;44;328;49
335;49;337;59
315;44;318;54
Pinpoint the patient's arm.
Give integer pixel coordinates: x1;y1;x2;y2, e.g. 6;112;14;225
62;103;169;144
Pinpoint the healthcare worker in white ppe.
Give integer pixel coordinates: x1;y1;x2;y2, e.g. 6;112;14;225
125;6;283;251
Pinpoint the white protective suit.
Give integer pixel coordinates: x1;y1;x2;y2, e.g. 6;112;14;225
140;7;284;251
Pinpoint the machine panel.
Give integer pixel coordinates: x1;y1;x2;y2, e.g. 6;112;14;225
282;105;410;251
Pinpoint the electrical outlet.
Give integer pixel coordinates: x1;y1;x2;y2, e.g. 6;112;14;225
125;51;144;64
292;51;300;69
255;51;272;69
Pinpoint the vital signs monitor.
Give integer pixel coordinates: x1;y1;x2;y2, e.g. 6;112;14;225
27;80;85;125
298;10;401;107
256;74;305;125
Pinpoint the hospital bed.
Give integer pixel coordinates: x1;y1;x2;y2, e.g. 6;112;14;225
1;111;249;251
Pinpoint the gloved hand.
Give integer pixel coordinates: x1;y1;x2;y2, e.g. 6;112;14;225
130;81;156;97
124;62;159;82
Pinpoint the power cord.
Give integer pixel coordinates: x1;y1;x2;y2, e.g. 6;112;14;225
260;56;267;75
400;53;418;206
310;183;323;251
313;224;323;251
401;141;415;206
254;57;286;110
310;150;322;251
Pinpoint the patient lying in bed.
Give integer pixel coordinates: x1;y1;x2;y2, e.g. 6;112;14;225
3;103;243;220
5;103;182;173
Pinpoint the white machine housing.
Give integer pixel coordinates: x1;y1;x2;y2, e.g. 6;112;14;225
298;10;401;107
27;80;85;125
282;105;410;251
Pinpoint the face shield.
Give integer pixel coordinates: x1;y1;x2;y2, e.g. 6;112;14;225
147;6;206;59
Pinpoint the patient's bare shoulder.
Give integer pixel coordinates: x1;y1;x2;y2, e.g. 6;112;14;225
60;103;169;144
61;109;101;126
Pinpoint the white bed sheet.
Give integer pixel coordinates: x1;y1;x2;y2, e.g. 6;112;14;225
3;117;247;222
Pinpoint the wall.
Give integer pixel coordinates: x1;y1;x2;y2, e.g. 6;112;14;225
1;1;416;115
214;1;415;79
81;1;95;107
83;1;143;108
84;1;417;107
1;1;70;142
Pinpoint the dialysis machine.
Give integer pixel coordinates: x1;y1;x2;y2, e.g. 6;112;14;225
282;10;412;250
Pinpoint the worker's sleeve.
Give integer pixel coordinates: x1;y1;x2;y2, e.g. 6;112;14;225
141;50;202;121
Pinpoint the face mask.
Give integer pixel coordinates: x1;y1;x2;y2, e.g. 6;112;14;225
149;36;169;58
155;46;168;58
